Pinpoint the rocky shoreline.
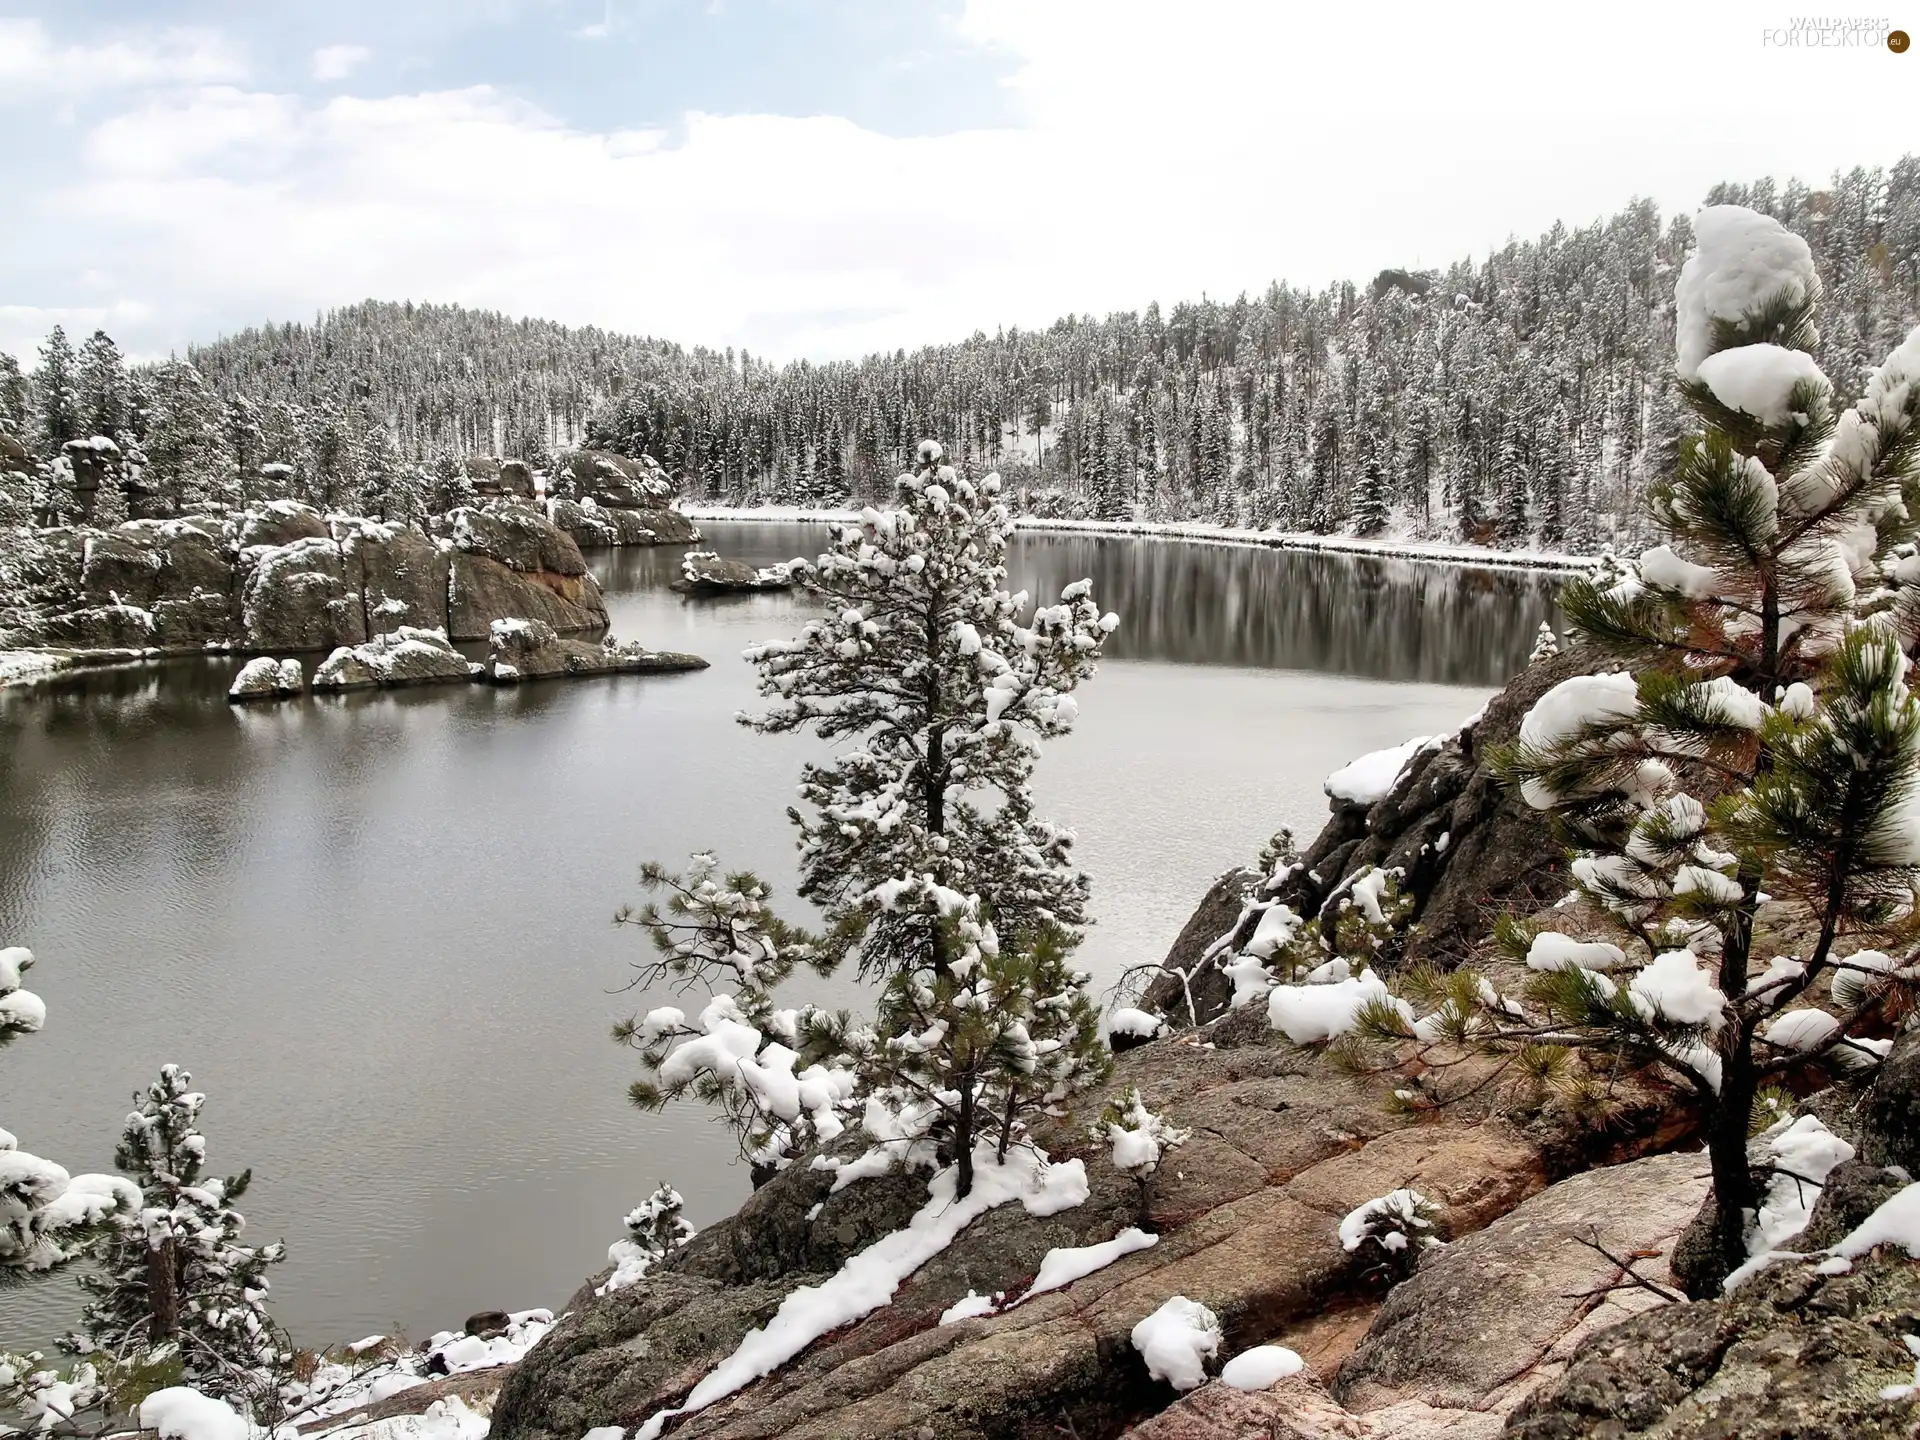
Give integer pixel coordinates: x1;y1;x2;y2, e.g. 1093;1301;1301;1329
467;644;1920;1440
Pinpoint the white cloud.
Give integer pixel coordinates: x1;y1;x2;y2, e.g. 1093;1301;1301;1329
0;17;246;101
10;0;1917;363
312;44;372;82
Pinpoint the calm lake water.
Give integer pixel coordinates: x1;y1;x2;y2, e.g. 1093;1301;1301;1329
0;523;1561;1351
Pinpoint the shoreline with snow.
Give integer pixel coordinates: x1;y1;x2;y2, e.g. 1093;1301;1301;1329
680;505;1597;575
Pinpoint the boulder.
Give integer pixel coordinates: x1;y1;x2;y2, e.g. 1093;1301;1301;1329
556;450;676;508
445;504;588;577
78;527;171;608
62;436;120;509
1142;868;1260;1028
1504;1252;1920;1439
1124;1371;1501;1440
126;518;231;597
340;521;454;635
464;1310;513;1341
483;618;706;683
152;590;236;648
671;552;795;595
228;656;303;703
313;628;475;692
65;519;237;646
447;554;607;640
1857;1028;1920;1173
497;460;535;498
1334;1150;1710;1417
38;603;155;649
547;498;700;548
240;536;367;652
237;500;330;550
491;1034;1560;1440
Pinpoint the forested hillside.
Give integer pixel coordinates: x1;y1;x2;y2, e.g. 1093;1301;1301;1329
3;157;1917;551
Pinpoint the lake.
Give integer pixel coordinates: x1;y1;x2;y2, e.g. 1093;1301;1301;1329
0;522;1561;1352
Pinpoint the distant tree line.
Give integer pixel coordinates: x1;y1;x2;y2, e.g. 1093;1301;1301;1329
2;156;1917;550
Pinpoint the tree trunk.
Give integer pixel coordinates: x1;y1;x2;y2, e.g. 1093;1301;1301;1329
954;1079;976;1200
147;1235;182;1344
1678;1071;1761;1298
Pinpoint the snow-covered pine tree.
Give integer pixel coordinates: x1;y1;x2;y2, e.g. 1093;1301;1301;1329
3;947;136;1435
1494;419;1531;547
1527;621;1560;663
1095;1087;1190;1224
1314;206;1920;1295
733;441;1116;1195
801;880;1110;1189
90;461;129;530
141;362;225;516
598;1182;696;1294
1537;416;1569;549
70;1065;288;1413
359;425;425;527
1350;452;1390;537
221;398;264;511
0;354;29;440
0;451;39;643
76;331;130;441
36;327;81;454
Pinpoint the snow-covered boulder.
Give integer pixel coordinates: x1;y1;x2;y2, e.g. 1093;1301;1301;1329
240;534;366;653
670;551;795;596
483;617;707;684
227;656;303;703
313;628;477;693
340;520;455;634
235;500;329;550
38;602;156;649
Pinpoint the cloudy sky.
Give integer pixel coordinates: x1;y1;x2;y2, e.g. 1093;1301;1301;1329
2;1;1913;366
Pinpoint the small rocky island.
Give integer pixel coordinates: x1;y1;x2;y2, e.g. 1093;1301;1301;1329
670;550;796;596
7;474;712;695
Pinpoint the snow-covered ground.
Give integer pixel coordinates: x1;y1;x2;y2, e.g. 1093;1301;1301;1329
679;505;1597;575
0;651;72;688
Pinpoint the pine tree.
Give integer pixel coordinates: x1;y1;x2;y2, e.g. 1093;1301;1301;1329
1350;453;1390;537
69;1065;289;1413
0;353;29;440
622;443;1118;1200
36;327;80;452
0;452;40;641
615;853;843;1169
359;425;425;526
1528;621;1561;663
77;331;130;440
1310;208;1920;1295
1094;1087;1190;1224
598;1182;696;1294
143;362;226;515
1494;421;1531;546
430;451;474;514
221;397;264;510
745;443;1116;1194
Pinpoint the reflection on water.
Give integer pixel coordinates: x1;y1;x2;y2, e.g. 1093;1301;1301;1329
0;523;1561;1351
